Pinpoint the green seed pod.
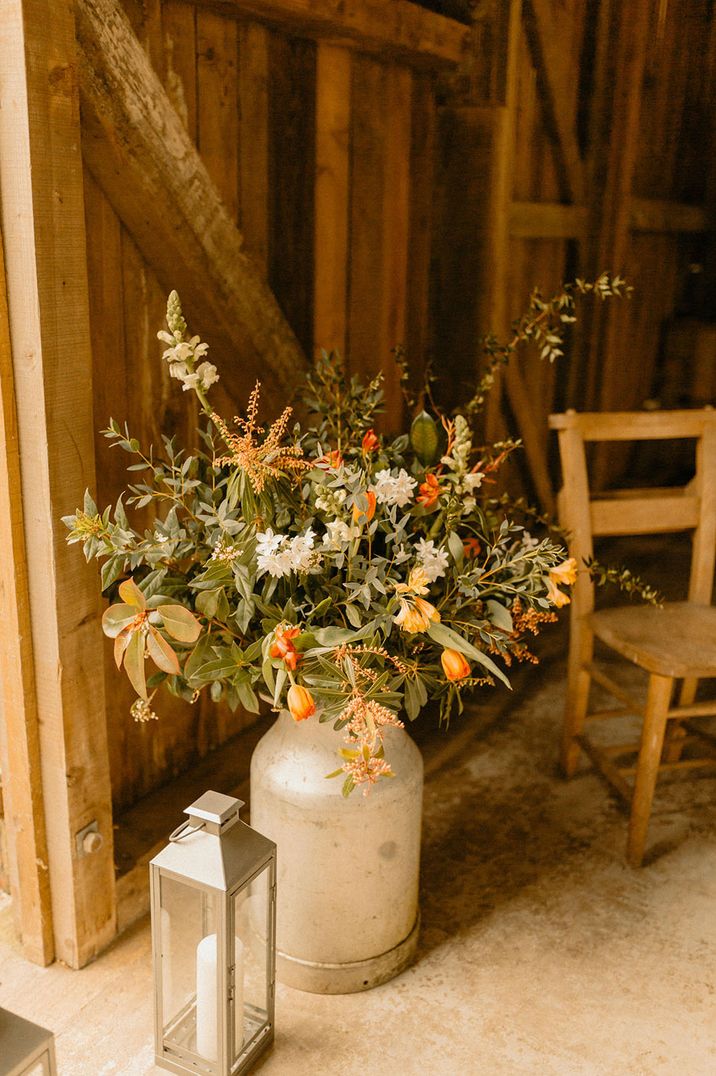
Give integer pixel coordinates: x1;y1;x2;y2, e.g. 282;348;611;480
410;410;440;466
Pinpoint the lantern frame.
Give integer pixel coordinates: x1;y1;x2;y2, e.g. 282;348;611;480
150;792;277;1076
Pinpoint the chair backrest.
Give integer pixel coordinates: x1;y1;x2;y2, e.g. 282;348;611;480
549;409;716;615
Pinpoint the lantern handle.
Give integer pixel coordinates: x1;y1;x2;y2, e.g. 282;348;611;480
168;819;205;843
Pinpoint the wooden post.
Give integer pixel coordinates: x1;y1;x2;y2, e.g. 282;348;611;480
0;225;55;967
0;0;116;967
313;42;351;357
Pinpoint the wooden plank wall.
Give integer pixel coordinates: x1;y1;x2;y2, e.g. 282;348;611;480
432;0;715;502
79;0;714;815
83;0;441;812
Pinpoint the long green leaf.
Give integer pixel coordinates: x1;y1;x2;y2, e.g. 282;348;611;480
158;604;202;643
102;603;136;639
119;577;146;609
123;630;148;700
427;621;511;687
146;627;181;675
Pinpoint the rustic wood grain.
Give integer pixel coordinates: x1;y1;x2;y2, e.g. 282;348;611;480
313;42;351;358
0;0;116;966
76;0;307;415
0;221;54;966
192;0;470;67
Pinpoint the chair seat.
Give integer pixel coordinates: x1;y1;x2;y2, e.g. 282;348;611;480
588;602;716;679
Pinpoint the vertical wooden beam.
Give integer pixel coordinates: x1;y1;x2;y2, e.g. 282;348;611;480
313;42;351;358
482;0;521;446
405;71;436;381
379;64;412;429
522;0;586;204
197;8;239;221
348;55;411;432
238;22;270;273
0;225;55;966
268;31;316;357
588;2;649;487
0;0;116;967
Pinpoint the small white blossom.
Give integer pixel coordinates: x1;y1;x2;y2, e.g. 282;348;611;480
372;468;417;508
415;538;449;582
256;528;320;577
393;544;413;564
463;472;484;492
289;529;317;572
153;531;169;544
521;530;540;550
256;529;283;556
323;520;356;548
196;361;219;389
158;332;218;393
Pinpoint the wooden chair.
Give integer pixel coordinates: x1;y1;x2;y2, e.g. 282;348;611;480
549;408;716;866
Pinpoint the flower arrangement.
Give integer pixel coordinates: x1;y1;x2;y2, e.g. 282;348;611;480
65;276;633;795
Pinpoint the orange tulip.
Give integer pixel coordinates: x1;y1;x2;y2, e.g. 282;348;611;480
441;648;471;681
362;428;379;453
270;624;301;659
417;473;442;509
316;450;343;470
352;489;377;524
287;684;315;722
463;537;482;559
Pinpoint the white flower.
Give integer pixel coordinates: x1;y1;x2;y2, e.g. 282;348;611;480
521;530;540;550
256;529;284;556
257;548;293;578
256;528;320;577
323;520;356;548
463;472;484;492
372;468;417;508
196;361;219;389
415;538;449;582
289;529;318;573
393;544;413;564
159;333;217;393
153;531;169;544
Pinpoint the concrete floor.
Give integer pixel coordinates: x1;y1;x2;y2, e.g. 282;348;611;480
1;638;715;1075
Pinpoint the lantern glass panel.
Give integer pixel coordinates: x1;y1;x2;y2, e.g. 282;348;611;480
159;874;221;1064
231;863;273;1066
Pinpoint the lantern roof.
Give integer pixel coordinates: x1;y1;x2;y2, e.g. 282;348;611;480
150;793;276;892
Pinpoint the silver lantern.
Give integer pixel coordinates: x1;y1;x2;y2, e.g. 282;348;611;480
150;791;277;1075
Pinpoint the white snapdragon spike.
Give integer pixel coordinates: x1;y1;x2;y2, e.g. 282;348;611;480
157;331;217;392
196;361;219;389
372;468;417;508
463;472;484;492
415;538;449;582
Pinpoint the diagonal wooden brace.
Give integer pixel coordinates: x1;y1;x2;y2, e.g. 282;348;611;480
75;0;308;414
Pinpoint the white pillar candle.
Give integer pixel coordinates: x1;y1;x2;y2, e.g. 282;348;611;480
196;933;245;1062
196;934;218;1061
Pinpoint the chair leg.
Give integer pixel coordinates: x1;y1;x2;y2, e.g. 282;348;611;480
561;618;593;778
627;673;673;867
663;677;699;763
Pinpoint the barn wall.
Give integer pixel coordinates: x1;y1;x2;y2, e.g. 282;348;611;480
83;0;445;810
78;0;715;813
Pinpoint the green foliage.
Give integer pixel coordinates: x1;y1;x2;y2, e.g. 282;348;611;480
63;276;637;792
